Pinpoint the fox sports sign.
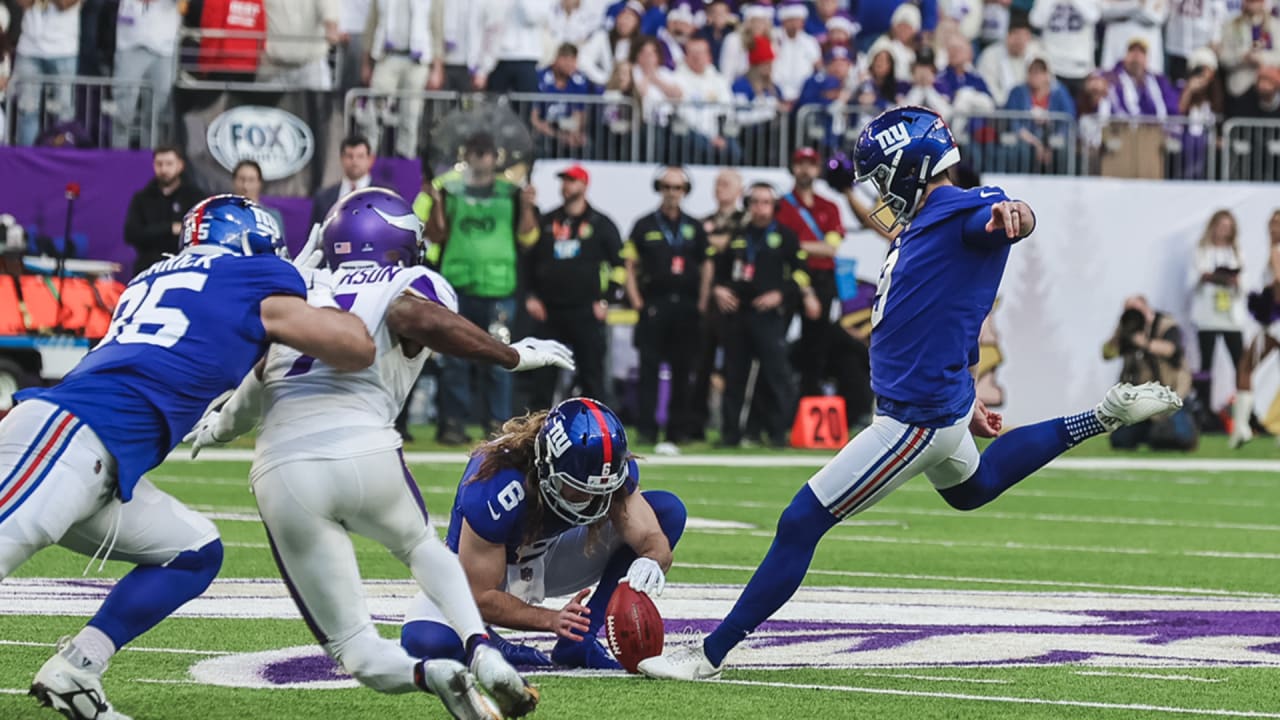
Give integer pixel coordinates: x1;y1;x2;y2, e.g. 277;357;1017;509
207;105;315;181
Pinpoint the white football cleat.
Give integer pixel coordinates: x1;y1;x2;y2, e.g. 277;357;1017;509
1095;382;1182;432
419;659;501;720
637;644;722;681
1229;424;1254;449
30;637;131;720
469;643;540;718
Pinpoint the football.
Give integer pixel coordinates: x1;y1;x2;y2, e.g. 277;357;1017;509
604;581;665;673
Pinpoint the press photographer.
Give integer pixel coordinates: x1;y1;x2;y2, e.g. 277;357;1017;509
1102;295;1198;450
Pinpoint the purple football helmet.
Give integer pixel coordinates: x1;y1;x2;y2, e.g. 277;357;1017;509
321;188;423;270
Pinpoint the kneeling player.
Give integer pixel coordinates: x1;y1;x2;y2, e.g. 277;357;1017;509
401;398;686;670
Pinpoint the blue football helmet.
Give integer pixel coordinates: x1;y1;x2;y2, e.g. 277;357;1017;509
180;194;286;257
852;105;961;232
534;397;630;525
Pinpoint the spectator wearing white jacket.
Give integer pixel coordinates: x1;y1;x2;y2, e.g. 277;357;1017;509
1100;0;1169;75
976;14;1042;104
366;0;432;158
720;3;774;88
1165;0;1229;81
1029;0;1100;97
13;0;82;147
880;3;921;83
1220;0;1280;110
772;1;822;101
578;0;642;87
670;36;740;163
111;0;181;149
483;0;553;92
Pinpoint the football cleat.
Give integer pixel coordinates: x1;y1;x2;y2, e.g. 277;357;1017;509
486;628;552;668
420;659;502;720
551;636;622;670
637;643;722;681
469;644;540;718
1095;382;1182;432
30;637;131;720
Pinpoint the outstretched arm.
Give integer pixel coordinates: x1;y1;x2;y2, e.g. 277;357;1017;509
260;295;375;372
385;293;574;371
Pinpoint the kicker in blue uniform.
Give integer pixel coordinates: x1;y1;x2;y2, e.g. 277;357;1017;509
401;398;686;670
0;194;374;720
637;106;1184;681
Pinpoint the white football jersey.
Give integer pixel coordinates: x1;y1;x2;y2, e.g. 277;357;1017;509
253;261;459;473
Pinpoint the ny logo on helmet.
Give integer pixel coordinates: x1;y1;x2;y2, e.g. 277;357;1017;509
874;123;912;154
546;420;571;457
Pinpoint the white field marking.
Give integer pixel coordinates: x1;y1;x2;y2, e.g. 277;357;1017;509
203;512;260;522
0;639;231;656
876;506;1280;533
150;474;249;486
0;688;27;694
858;672;1014;685
1073;671;1226;683
886;482;1271;510
223;541;269;549
1186;551;1280;560
697;678;1280;719
685;517;755;530
168;449;1280;473
678;563;1280;598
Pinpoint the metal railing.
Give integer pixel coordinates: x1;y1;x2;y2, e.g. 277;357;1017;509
175;28;344;92
2;74;158;149
1221;118;1280;182
1079;114;1219;181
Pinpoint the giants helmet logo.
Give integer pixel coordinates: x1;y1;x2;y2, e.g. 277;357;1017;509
546;420;571;458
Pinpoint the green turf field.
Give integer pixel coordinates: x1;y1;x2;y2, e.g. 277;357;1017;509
3;435;1279;719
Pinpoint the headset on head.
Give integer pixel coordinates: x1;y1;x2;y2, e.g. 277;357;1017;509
652;165;693;193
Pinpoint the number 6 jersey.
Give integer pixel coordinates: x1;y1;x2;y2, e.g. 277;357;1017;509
251;261;458;477
16;249;307;500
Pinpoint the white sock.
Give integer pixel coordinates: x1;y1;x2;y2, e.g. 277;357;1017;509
407;536;488;642
1234;391;1254;435
72;626;117;669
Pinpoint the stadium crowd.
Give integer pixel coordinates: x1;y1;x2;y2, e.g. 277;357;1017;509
1;0;1279;164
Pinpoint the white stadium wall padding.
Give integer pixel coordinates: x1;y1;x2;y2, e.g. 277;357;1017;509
529;161;1280;426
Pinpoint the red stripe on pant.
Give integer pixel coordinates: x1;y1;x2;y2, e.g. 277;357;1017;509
833;427;929;518
0;413;75;511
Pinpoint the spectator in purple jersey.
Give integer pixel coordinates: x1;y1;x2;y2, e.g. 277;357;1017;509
1105;37;1180;119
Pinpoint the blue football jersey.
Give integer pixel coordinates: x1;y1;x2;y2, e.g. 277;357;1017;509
445;454;641;564
16;251;306;499
869;185;1020;427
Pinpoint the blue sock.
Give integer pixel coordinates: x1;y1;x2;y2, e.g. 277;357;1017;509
87;539;223;648
939;411;1105;511
565;490;688;645
703;485;836;668
401;620;466;662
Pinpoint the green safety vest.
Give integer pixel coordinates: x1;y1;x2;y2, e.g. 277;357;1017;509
438;175;518;298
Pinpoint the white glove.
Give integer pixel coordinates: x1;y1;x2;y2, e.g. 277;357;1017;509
509;337;575;372
183;410;229;459
625;557;665;597
292;223;326;271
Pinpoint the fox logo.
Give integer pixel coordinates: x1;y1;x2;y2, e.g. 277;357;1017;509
873;123;912;154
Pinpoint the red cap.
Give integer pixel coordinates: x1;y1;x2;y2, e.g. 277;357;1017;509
747;35;776;66
557;164;590;184
791;147;820;164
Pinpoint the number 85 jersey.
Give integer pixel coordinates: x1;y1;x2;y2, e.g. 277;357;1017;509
252;262;459;476
16;250;306;501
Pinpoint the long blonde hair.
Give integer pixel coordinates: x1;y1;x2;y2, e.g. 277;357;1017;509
467;411;631;548
1199;209;1240;257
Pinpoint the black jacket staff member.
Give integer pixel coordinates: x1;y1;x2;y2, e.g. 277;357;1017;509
703;182;820;447
523;164;625;409
623;166;709;446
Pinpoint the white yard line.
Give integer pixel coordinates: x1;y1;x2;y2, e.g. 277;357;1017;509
877;507;1280;533
0;688;28;694
1074;671;1226;683
0;639;231;656
678;563;1280;598
858;671;1014;685
169;450;1280;473
703;678;1280;718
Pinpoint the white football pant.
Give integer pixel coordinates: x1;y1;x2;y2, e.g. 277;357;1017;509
252;450;487;693
807;406;979;520
0;399;218;578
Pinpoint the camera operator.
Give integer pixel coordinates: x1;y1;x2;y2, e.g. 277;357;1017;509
1102;295;1197;450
